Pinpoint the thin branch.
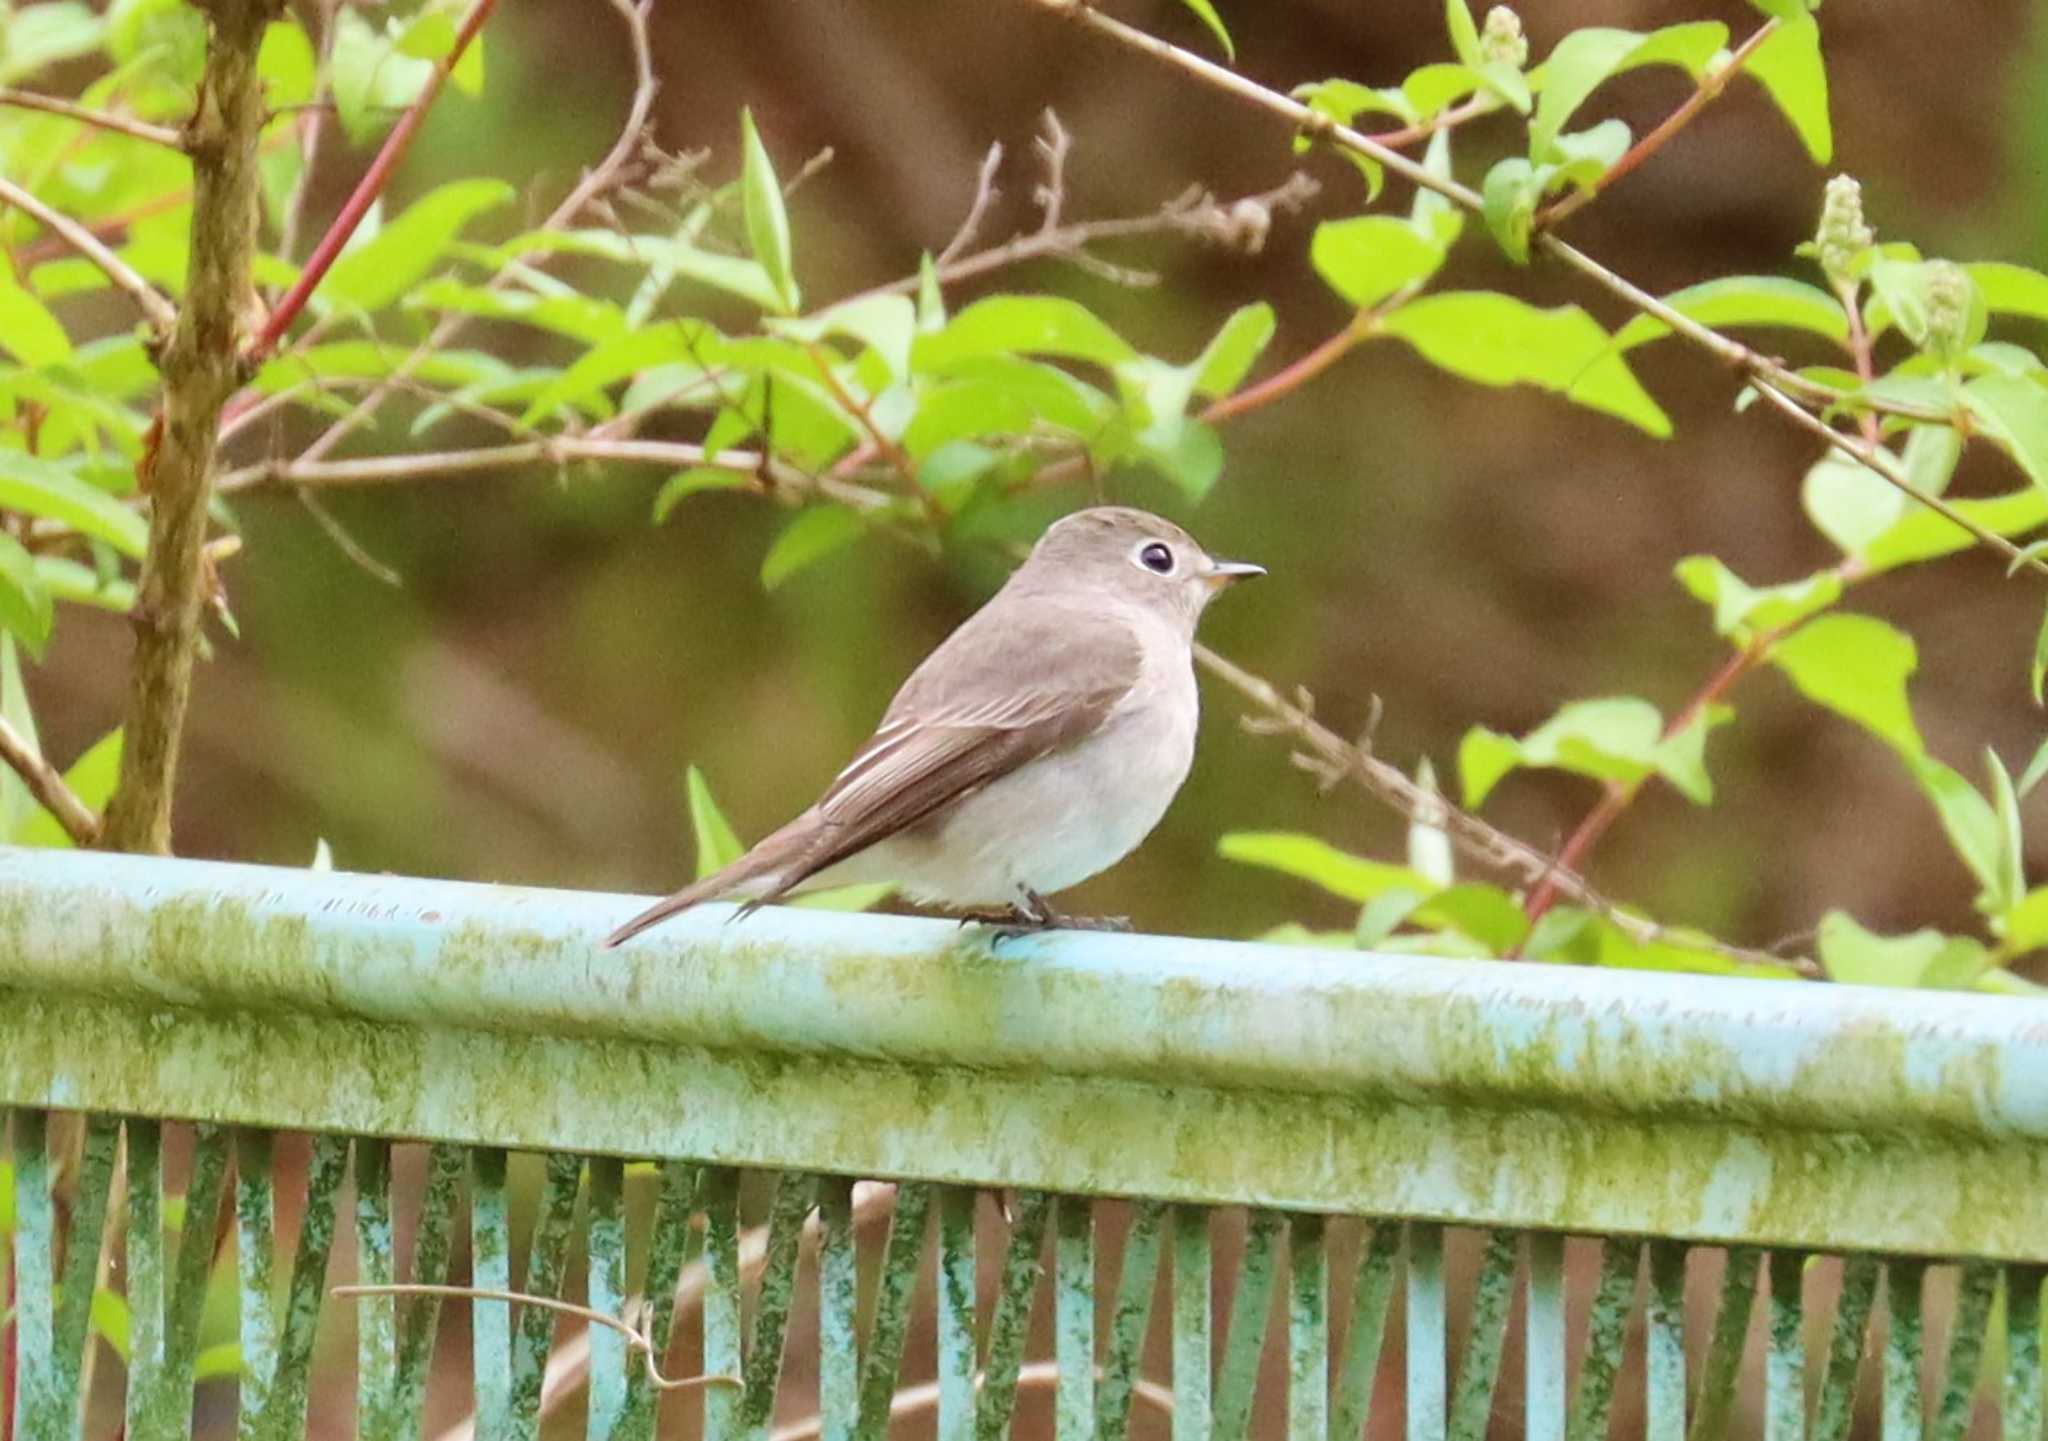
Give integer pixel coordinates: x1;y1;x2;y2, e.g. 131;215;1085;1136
99;0;276;856
937;141;1004;266
1026;0;2020;565
332;1284;739;1393
0;715;98;846
214;435;897;512
0;174;178;333
296;488;402;586
1194;642;1822;978
0;87;185;149
769;1361;1176;1441
1367;90;1498;151
246;0;501;363
1539;19;1782;229
1032;107;1071;231
285;0;658;469
274;0;341;273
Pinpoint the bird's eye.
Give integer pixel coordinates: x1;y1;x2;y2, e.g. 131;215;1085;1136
1138;542;1175;575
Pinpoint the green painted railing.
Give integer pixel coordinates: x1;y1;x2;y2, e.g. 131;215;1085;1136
1;846;2044;1439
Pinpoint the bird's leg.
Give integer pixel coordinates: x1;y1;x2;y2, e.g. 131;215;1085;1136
1014;888;1133;935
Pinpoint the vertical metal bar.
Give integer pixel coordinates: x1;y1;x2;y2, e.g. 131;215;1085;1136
1525;1234;1568;1441
1054;1196;1096;1441
1812;1257;1879;1441
471;1146;513;1441
817;1177;859;1441
161;1124;230;1435
1688;1247;1761;1441
1645;1242;1688;1441
2005;1266;2044;1441
1448;1230;1518;1441
1567;1240;1639;1441
699;1166;744;1441
936;1186;979;1441
255;1132;347;1441
585;1156;628;1441
354;1136;398;1441
1286;1213;1328;1441
1098;1199;1166;1441
53;1114;116;1441
1406;1224;1447;1441
1334;1222;1402;1441
124;1119;164;1441
741;1173;816;1439
511;1152;584;1441
397;1142;465;1438
1932;1263;1998;1441
1766;1251;1807;1441
978;1190;1052;1441
621;1161;703;1441
855;1181;931;1441
1213;1209;1284;1441
1886;1261;1926;1441
14;1110;55;1441
235;1130;278;1441
1173;1206;1213;1441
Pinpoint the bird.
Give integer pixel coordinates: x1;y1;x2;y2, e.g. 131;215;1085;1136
604;506;1264;946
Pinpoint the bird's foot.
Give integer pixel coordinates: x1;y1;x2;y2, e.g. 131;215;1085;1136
986;889;1131;943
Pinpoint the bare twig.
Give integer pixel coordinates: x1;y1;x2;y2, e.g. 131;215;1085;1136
100;0;276;855
1195;642;1823;978
938;142;1004;266
296;489;402;586
287;0;659;469
1032;108;1071;232
0;174;178;333
333;1284;739;1393
0;715;98;846
769;1361;1176;1441
247;0;501;363
274;0;341;273
0;88;184;150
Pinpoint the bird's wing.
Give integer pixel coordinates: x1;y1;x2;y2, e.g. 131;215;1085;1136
799;602;1144;875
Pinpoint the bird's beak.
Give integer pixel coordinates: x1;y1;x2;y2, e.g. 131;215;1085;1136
1204;559;1266;589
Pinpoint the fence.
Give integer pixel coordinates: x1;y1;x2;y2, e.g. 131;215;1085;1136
0;846;2040;1439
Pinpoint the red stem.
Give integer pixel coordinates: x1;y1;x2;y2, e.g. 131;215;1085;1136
1201;320;1366;424
245;0;500;364
1539;18;1780;230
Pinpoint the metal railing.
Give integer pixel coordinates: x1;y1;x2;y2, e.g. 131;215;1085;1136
0;846;2042;1439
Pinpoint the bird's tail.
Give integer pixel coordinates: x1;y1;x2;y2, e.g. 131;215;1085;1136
601;818;812;948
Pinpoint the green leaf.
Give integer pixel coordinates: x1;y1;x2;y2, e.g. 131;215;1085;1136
1216;831;1436;904
330;8;434;145
771;295;916;381
1173;0;1234;59
651;468;747;524
2005;887;2048;955
739;109;798;314
1381;292;1671;436
915;296;1139;372
257;18;317;107
2020;736;2048;799
760;506;864;590
2033;599;2048;707
1744;14;1831;162
684;766;744;879
1673;555;1842;637
1310;217;1447;307
1817;912;1989;990
1190;304;1276;397
1445;0;1482;64
89;1287;130;1363
1989;749;2027;917
1770;613;1922;758
1964;376;2048;491
1968;262;2048;324
193;1343;242;1382
0;533;52;662
0;1;104;83
916;440;1004;511
1459;697;1727;807
1859;489;2048;574
1908;755;2007;909
518;320;714;427
1417;883;1529;953
322;178;514;313
0;452;146;558
1479;158;1543;265
15;728;118;848
0;275;72;367
1530;24;1726;162
1613;276;1847;350
0;637;39;841
404;280;626;345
